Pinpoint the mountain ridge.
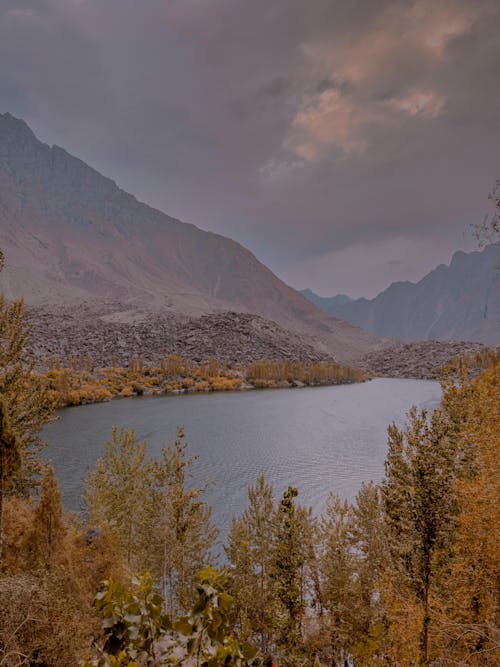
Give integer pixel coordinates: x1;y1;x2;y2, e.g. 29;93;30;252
0;112;383;362
303;244;500;345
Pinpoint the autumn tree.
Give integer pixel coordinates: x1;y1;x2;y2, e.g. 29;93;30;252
0;469;126;666
316;493;355;665
438;360;500;665
28;465;66;569
86;425;217;605
226;473;276;651
382;408;459;666
0;400;22;563
348;482;388;665
148;427;217;615
270;486;313;658
85;427;154;570
0;252;54;563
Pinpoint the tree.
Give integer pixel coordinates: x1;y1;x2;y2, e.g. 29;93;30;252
85;427;154;570
270;486;312;657
148;428;217;615
86;426;217;605
382;408;459;666
0;296;54;494
439;361;500;665
348;482;388;665
28;465;66;569
226;473;276;651
317;493;355;666
0;252;54;563
0;400;21;562
474;178;500;246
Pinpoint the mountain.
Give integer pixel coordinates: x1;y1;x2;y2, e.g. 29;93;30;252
303;245;500;345
0;112;382;362
300;289;354;310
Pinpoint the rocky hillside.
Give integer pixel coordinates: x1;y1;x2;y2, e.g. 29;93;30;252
303;244;499;345
25;304;335;368
26;303;492;379
0;112;382;362
358;340;489;379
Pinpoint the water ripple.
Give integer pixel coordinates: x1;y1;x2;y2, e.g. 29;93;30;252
43;378;441;537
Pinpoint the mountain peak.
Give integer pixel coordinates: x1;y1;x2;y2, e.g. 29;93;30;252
0;111;37;143
305;245;499;345
0;113;382;362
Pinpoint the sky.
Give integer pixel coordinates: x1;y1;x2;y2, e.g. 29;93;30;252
1;0;499;298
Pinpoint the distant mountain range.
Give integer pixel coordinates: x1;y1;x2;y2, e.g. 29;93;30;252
300;290;354;311
0;112;382;362
302;243;500;345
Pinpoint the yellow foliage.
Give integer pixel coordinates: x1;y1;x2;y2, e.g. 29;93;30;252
209;376;242;391
252;379;277;389
438;361;500;665
0;483;126;666
195;380;211;392
37;355;365;406
245;359;365;384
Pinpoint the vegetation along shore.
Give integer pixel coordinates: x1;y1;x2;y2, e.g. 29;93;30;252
0;252;499;666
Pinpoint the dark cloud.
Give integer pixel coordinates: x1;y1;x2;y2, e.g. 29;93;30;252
1;0;499;296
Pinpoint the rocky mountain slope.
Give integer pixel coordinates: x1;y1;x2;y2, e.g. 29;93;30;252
0;112;382;362
25;305;336;368
357;340;489;379
303;244;499;345
26;304;490;379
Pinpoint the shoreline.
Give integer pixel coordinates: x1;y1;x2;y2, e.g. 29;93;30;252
37;358;367;408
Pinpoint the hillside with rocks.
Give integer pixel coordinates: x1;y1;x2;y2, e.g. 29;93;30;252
358;340;489;379
26;302;491;380
25;304;336;369
303;244;500;345
0;112;383;363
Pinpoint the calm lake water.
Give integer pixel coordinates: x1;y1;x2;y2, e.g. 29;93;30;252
43;378;441;534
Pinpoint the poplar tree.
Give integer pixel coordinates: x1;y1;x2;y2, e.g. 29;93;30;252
28;465;66;569
318;493;355;666
85;426;217;607
226;473;276;651
0;251;54;562
85;427;154;570
148;428;217;615
441;361;500;665
0;295;54;494
0;400;21;561
270;486;311;656
382;408;459;666
348;482;387;665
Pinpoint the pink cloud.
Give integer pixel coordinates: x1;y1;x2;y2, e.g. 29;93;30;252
279;0;479;161
384;89;446;118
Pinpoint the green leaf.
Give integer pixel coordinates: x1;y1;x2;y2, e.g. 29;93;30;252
174;619;192;636
242;642;258;659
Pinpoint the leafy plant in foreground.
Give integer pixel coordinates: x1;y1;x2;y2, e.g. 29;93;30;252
83;568;258;667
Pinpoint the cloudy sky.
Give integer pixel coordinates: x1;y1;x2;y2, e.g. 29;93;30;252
1;0;499;297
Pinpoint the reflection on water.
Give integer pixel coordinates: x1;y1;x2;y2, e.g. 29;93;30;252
43;378;441;535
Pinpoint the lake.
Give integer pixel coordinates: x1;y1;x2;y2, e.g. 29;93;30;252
43;378;441;534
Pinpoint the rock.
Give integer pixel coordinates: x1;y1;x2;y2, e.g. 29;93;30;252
358;340;492;379
25;306;338;369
